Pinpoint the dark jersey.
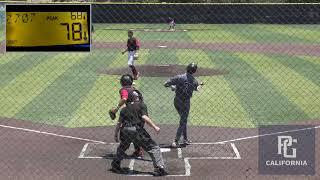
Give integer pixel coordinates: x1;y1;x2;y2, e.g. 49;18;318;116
165;73;198;100
127;37;140;51
119;102;148;127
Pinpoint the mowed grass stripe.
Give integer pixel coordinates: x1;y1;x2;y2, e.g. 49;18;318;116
139;31;192;42
187;25;253;43
0;53;84;118
107;49;150;68
0;53;55;87
137;48;180;124
94;24;147;42
138;24;193;42
223;24;308;43
145;48;179;65
66;50;148;128
66;75;119;127
94;30;126;42
176;49;215;68
179;50;253;128
301;56;320;66
208;51;308;125
255;25;320;44
274;55;320;85
239;53;320;119
0;53;26;66
15;51;116;125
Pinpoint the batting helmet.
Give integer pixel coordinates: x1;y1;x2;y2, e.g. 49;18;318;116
120;74;133;86
186;63;197;74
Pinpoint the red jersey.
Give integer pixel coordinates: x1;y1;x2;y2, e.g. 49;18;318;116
119;86;136;100
127;37;140;51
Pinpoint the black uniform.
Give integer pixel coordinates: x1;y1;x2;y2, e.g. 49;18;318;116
111;101;164;171
165;72;199;142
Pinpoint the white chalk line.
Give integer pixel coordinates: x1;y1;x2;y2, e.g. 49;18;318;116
212;125;320;144
129;159;135;171
79;142;240;176
79;142;240;159
0;124;106;144
78;143;89;158
231;143;241;159
184;158;191;176
177;148;182;158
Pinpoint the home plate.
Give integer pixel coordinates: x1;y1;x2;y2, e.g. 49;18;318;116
160;148;171;153
158;45;167;48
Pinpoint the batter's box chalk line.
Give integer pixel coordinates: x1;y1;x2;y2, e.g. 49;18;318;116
78;142;241;176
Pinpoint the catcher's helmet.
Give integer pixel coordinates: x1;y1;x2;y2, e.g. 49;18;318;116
127;90;143;103
186;63;197;74
120;74;133;86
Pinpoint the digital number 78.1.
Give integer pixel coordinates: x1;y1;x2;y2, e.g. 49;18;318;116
60;22;87;41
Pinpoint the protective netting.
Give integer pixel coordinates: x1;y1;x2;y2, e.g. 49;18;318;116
0;2;319;179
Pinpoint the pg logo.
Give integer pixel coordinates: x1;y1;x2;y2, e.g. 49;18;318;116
277;136;297;158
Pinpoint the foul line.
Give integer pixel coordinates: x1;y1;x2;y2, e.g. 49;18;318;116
0;124;106;144
212;125;320;144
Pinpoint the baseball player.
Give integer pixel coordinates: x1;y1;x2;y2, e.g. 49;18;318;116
111;90;168;176
122;30;140;80
164;63;203;147
168;17;175;30
109;74;144;158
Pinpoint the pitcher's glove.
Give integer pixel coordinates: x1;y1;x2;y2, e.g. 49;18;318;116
133;52;139;60
109;108;117;120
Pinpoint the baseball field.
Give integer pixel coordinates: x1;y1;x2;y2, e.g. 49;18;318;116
1;23;320;179
1;24;319;128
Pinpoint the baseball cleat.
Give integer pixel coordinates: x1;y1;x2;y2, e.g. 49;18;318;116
111;161;127;174
171;140;179;148
183;139;192;145
154;167;168;176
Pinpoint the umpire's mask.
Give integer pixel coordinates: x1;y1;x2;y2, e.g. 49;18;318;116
127;90;143;104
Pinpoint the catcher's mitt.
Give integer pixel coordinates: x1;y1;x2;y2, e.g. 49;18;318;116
109;109;116;120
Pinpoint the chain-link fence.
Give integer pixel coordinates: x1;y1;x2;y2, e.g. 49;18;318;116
1;2;320;179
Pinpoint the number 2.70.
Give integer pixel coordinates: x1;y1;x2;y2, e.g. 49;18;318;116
60;22;82;41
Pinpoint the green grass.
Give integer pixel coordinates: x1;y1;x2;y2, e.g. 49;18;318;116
207;51;309;125
15;50;117;125
239;53;320;119
94;24;320;44
1;24;320;128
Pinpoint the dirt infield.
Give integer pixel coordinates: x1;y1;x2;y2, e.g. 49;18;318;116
98;64;227;77
0;117;319;179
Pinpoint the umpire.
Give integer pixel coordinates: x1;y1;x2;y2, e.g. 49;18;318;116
164;63;203;147
111;90;168;176
109;74;144;158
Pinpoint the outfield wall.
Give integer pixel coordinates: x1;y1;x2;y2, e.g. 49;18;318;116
92;3;320;24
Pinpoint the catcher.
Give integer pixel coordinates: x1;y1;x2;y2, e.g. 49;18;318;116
109;74;144;158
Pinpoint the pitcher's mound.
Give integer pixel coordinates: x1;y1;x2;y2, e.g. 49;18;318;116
98;64;227;77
